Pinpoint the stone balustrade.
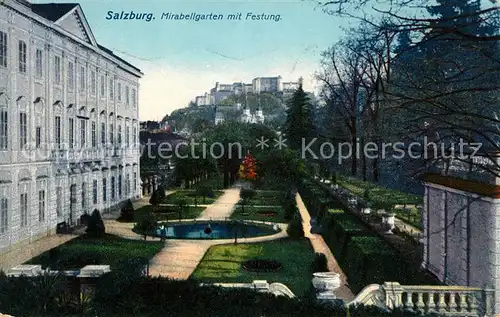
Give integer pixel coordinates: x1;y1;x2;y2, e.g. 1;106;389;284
349;282;495;317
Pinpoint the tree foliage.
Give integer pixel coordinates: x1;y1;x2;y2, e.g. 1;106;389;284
284;83;316;151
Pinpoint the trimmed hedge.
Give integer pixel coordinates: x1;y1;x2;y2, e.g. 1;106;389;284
0;266;439;316
321;210;372;259
299;178;438;294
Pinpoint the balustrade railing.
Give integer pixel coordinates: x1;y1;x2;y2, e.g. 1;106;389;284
349;282;494;317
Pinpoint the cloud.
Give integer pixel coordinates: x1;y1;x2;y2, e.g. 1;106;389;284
132;58;319;121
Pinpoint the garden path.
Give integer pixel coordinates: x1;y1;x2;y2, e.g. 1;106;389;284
196;188;240;220
296;193;355;301
0;233;80;272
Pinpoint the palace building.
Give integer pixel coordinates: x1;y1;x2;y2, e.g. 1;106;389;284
0;0;143;255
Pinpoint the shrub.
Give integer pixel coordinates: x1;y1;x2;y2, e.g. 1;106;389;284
240;188;256;200
284;200;298;221
287;215;304;239
133;213;157;239
195;186;214;204
174;197;188;220
149;186;166;209
120;199;135;221
331;172;337;184
86;209;105;237
239;188;256;212
363;188;370;201
311;253;328;273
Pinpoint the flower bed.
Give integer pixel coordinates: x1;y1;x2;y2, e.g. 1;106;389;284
242;259;283;272
256;210;279;217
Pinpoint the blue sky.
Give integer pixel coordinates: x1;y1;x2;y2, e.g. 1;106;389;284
34;0;349;120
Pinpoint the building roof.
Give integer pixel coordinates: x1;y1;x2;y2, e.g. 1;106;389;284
26;2;141;74
30;3;78;22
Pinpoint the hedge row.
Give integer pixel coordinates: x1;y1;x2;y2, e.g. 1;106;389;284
0;268;439;317
299;178;437;294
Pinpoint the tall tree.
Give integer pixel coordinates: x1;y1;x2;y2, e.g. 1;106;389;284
284;82;316;152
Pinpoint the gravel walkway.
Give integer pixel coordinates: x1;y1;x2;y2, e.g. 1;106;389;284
296;193;355;301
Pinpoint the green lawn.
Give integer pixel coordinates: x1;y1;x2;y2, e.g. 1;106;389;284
25;234;164;270
231;205;286;223
190;238;315;296
164;190;224;205
118;205;206;223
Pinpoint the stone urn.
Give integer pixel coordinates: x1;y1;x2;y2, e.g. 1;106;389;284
312;272;341;300
381;212;396;234
361;207;371;215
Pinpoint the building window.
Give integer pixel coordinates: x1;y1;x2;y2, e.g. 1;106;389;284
79;66;85;92
35;126;41;148
126;174;130;196
68;62;74;90
0;198;7;234
117;82;122;101
90;70;96;95
125;86;130;105
111;176;115;201
18;40;26;73
56;187;62;216
101;123;106;146
100;75;105;97
0;31;7;67
102;178;107;202
118;174;122;198
109;78;114;99
0;110;7;150
133;172;137;191
126;127;130;147
132;88;137;107
69;118;74;149
35;49;43;77
38;190;45;222
19;112;27;149
20;193;28;228
81;183;86;209
109;124;114;145
80;119;86;148
91;121;96;147
54;56;61;84
55;116;61;148
92;180;98;205
117;125;122;146
133;127;137;148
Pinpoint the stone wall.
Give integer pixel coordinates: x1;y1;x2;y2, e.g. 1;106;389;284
423;181;500;313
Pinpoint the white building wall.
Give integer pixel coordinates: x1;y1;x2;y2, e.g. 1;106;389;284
423;182;500;314
0;0;142;255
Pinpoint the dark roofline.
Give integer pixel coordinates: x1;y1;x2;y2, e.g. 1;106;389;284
10;1;142;76
97;44;141;73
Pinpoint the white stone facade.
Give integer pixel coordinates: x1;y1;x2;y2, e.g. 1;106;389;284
0;0;142;255
423;181;500;313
